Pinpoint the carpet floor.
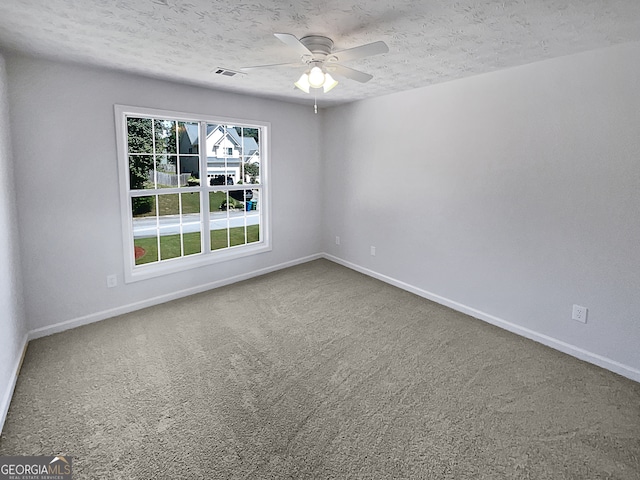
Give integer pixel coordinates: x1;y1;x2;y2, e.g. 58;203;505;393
1;259;639;479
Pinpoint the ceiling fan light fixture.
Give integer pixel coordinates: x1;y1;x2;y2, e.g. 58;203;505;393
308;65;326;88
294;72;311;93
296;66;336;94
322;73;338;93
247;33;389;99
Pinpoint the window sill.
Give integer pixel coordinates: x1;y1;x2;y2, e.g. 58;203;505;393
124;241;272;283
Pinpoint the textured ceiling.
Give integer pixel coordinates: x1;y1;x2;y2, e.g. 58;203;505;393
1;0;640;107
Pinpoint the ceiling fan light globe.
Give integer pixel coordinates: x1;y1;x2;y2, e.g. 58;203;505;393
308;66;325;88
323;73;338;92
294;73;311;93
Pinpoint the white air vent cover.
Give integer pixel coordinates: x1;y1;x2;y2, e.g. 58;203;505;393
213;68;245;78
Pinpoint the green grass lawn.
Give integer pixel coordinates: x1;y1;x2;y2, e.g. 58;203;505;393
133;192;200;217
134;225;260;265
133;191;245;217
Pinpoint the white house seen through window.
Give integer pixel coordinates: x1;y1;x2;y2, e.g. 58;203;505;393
115;106;270;282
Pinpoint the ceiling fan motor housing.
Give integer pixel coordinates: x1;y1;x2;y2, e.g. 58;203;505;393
300;35;334;60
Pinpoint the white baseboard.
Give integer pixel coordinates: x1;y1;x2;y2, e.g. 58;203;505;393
323;253;640;384
0;333;28;435
28;254;323;341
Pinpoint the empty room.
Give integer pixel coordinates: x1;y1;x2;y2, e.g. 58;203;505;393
1;1;639;478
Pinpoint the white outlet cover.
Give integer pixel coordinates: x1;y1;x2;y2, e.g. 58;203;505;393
107;274;117;288
572;304;587;323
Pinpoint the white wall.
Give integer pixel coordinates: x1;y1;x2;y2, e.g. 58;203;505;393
0;53;27;431
6;55;322;333
322;42;640;379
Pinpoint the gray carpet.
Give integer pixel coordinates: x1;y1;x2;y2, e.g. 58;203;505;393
1;259;639;479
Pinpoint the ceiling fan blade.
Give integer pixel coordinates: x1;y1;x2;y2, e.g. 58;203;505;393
331;41;389;63
274;33;313;56
241;62;302;71
326;64;373;83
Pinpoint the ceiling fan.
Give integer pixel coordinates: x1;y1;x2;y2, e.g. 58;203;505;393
242;33;389;94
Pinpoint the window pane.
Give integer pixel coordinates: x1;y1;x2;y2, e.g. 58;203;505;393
246;188;260;244
251;127;261;184
206;123;220;185
178;122;199;154
132;195;158;265
246;188;259;213
127;117;153;154
207;190;223;212
181;192;200;215
184;231;202;256
239;127;260;184
245;160;260;185
228;187;252;209
131;195;156;218
210;227;229;251
247;223;260;245
157;193;180;217
159;231;182;260
182;192;201;256
155;119;177;154
245;160;260;184
180;155;200;183
129;155;154;190
230;224;247;247
210;191;229;251
134;233;158;265
224;125;239;183
224;126;236;157
155;155;178;187
157;193;180;260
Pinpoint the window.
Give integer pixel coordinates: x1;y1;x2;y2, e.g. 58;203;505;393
115;105;270;282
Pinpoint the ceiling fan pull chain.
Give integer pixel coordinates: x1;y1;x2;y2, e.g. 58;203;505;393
314;92;318;114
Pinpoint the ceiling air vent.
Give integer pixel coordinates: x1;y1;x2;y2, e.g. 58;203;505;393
213;68;245;78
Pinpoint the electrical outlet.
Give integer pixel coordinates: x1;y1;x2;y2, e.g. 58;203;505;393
107;274;118;288
572;304;587;323
335;236;340;245
370;246;376;256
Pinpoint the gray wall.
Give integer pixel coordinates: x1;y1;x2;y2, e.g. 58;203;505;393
322;42;640;378
6;55;323;333
3;39;639;394
0;54;26;430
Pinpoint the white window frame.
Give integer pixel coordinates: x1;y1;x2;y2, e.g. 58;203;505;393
114;105;271;283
